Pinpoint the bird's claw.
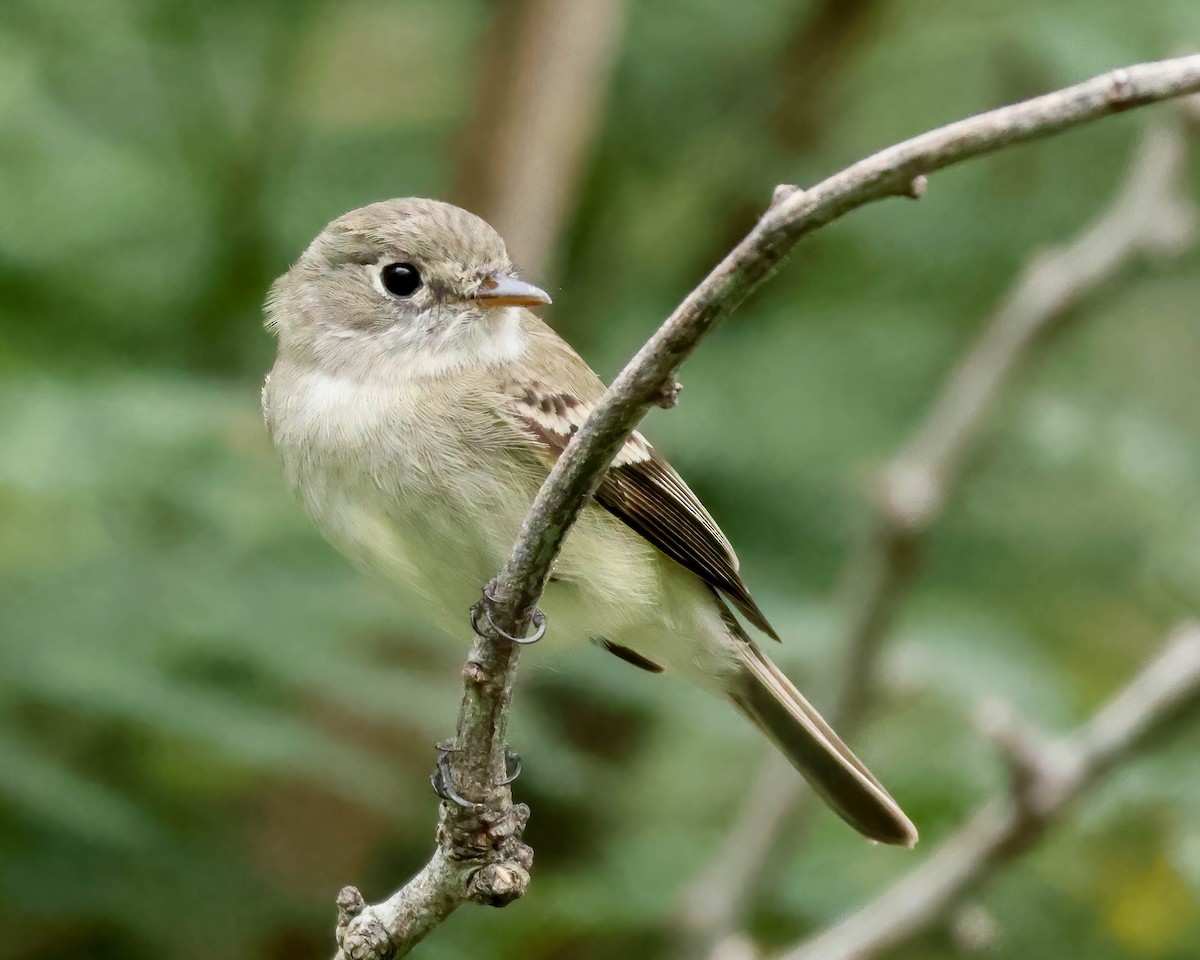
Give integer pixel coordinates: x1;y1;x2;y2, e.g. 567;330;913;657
470;582;546;645
498;747;522;786
430;740;524;805
430;739;478;808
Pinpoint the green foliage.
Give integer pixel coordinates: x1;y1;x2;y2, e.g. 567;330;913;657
1;1;1199;957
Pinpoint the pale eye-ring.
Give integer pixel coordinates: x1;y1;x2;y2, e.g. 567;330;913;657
381;262;422;297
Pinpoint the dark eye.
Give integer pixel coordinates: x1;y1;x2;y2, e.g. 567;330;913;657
381;262;422;297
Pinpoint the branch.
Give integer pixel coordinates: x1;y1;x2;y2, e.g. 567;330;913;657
334;55;1200;959
673;102;1198;958
779;623;1200;960
333;638;535;960
493;55;1200;639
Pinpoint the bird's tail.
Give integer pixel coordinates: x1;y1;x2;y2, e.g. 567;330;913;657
727;640;918;846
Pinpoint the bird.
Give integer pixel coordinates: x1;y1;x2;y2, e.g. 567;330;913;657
262;198;917;846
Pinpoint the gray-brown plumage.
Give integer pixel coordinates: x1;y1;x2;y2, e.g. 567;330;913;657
263;198;917;846
501;324;779;640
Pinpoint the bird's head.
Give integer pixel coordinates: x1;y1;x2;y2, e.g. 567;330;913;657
266;198;550;376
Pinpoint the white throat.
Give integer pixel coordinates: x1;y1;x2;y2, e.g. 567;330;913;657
408;305;527;378
305;306;528;383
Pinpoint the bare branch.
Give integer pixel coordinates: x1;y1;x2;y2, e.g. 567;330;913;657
492;55;1200;642
779;623;1200;960
335;636;535;959
674;106;1197;958
334;55;1200;958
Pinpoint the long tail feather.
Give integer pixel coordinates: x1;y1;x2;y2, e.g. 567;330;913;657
728;641;918;847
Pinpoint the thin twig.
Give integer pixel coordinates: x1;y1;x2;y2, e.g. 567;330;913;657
674;106;1198;958
779;623;1200;960
334;55;1200;959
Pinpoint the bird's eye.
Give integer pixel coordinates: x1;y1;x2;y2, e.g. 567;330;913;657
381;262;422;297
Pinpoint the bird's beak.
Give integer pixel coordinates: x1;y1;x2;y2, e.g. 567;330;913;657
473;273;553;308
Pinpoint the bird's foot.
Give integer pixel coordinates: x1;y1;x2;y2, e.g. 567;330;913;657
430;739;476;808
470;581;547;645
430;740;524;807
498;747;522;786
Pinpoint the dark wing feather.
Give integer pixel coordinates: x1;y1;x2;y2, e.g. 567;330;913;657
508;382;779;641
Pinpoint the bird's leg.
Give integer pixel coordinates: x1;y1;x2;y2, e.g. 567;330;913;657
433;584;533;806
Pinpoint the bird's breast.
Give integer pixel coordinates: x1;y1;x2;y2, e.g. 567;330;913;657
268;368;438;484
263;360;681;653
264;363;540;608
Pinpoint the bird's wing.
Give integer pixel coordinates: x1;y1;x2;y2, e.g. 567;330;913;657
500;318;778;641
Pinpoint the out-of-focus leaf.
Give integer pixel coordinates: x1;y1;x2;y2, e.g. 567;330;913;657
0;732;155;844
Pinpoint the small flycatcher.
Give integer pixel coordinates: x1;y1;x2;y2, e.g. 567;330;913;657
263;198;917;846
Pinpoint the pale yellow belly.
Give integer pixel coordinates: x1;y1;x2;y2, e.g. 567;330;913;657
299;468;738;688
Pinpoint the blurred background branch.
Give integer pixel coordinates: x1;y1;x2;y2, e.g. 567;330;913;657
782;622;1200;960
675;104;1199;960
451;0;629;282
699;0;887;267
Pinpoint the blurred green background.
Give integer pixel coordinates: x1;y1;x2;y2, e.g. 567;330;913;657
2;1;1199;958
